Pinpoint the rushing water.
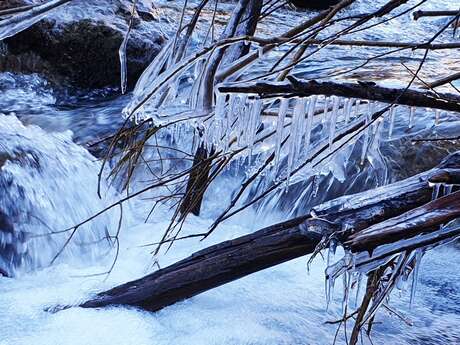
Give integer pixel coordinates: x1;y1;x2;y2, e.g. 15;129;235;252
1;0;460;344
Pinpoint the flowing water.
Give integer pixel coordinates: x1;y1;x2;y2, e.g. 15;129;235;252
1;1;460;344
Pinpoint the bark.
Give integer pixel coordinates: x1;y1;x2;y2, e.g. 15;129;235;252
179;144;212;216
218;76;460;112
80;151;460;312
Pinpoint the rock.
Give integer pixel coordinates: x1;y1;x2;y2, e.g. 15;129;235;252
0;0;167;89
289;0;340;10
0;0;31;10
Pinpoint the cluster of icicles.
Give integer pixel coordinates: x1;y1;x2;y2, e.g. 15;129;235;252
186;93;446;184
323;181;457;315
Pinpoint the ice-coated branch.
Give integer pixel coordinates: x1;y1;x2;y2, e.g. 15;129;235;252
0;0;72;40
427;71;460;89
218;77;460;112
286;39;460;50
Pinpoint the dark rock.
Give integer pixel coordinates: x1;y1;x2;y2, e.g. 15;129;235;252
289;0;340;10
1;0;167;89
0;0;27;10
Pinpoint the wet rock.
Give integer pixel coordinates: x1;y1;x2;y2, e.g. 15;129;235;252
383;135;460;183
0;0;32;10
0;0;167;89
289;0;340;10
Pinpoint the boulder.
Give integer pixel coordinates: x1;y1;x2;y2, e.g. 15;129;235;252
0;0;167;89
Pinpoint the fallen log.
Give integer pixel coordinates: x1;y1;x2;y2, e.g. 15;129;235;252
218;77;460;112
80;152;460;312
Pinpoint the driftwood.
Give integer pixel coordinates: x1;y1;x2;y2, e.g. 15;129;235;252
80;152;460;312
218;77;460;112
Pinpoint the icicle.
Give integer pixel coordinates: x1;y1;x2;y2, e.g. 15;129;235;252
322;96;329;124
236;95;249;148
214;92;226;121
371;117;384;150
409;249;423;307
431;182;441;200
388;105;396;139
435;109;441;126
353;99;361;118
297;99;308;158
247;97;263;164
286;97;306;185
360;101;374;164
304;95;317;156
325;239;339;311
119;34;129;94
214;92;227;150
227;94;238;126
342;270;352;313
444;184;453;195
258;45;265;58
224;94;238;152
118;2;137;95
409;106;415;129
328;96;340;150
274;98;289;173
344;98;353;123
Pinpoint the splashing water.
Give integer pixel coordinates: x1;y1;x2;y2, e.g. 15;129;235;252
0;114;121;276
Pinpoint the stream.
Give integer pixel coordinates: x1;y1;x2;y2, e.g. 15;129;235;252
1;0;460;344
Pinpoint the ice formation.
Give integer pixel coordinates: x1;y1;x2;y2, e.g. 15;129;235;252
0;0;72;40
